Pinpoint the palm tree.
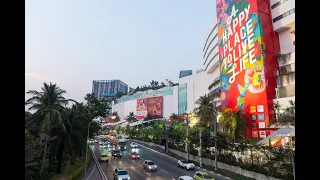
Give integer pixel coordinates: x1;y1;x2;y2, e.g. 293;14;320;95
194;94;217;168
219;108;247;142
127;112;136;123
25;82;76;174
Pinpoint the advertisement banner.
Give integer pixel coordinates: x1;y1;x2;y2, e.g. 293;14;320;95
178;83;187;115
136;98;148;120
147;96;163;117
217;0;269;138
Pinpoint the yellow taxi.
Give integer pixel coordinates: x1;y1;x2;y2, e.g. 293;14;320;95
194;171;215;180
99;154;109;162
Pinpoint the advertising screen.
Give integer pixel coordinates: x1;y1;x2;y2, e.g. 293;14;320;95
178;83;187;115
136;98;148;120
147;96;163;117
216;0;269;138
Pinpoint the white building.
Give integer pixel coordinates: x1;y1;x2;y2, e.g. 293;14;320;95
271;0;295;108
202;20;221;111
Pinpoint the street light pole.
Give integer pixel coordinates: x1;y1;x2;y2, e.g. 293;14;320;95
214;115;218;170
84;121;93;178
186;114;189;161
199;126;202;167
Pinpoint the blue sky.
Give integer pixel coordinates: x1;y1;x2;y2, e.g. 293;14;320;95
25;0;216;102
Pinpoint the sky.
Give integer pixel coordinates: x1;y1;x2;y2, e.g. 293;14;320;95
25;0;217;103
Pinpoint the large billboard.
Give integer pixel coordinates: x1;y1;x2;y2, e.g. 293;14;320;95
147;96;163;117
136;98;148;120
216;0;270;138
178;83;187;115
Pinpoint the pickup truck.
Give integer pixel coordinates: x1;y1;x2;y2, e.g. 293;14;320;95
173;175;194;180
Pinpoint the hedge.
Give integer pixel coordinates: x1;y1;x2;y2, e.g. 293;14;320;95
68;150;92;180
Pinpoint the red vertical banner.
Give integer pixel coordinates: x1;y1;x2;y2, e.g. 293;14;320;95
216;0;270;138
136;98;148;120
147;96;163;117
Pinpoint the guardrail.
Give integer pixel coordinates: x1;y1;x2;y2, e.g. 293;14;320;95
90;146;109;180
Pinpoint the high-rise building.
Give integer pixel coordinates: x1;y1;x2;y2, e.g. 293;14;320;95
179;70;193;78
210;0;295;139
92;80;128;100
271;0;295;107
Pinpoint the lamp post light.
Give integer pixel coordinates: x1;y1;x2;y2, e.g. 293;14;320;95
184;108;190;162
111;115;116;133
84;120;95;179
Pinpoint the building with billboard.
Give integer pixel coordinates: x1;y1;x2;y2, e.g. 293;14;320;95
214;0;296;139
92;79;128;100
270;0;295;108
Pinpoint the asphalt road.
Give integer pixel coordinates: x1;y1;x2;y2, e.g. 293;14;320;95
83;146;103;180
91;141;230;180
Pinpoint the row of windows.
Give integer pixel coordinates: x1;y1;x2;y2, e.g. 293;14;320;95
271;0;290;9
273;8;295;23
204;43;218;66
203;23;218;51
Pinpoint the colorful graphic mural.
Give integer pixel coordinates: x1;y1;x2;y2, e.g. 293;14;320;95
136;98;148;120
147;96;163;117
178;83;187;115
216;0;272;138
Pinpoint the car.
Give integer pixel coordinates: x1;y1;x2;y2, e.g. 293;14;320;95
113;168;130;180
173;175;195;180
94;139;99;143
143;160;157;171
99;154;109;162
130;142;138;148
194;171;215;180
177;160;195;170
111;150;122;159
129;152;140;160
99;141;103;145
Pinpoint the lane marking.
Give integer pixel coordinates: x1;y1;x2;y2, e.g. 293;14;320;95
144;170;151;176
159;168;169;175
85;165;96;180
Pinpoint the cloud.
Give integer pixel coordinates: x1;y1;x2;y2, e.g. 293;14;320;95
25;72;55;82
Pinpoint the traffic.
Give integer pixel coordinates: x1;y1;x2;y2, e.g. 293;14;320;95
88;134;222;180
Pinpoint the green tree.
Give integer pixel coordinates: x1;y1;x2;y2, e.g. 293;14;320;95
25;82;76;174
194;94;217;126
127;112;137;123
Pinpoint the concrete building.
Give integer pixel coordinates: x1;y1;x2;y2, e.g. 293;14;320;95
271;0;295;108
92;80;128;100
202;20;221;111
179;70;193;78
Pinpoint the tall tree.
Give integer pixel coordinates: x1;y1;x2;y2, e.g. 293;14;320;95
25;82;76;175
127;112;137;123
194;94;217;127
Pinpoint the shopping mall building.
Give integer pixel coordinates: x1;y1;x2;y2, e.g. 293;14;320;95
111;0;294;139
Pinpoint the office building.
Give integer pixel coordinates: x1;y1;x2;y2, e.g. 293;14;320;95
179;70;193;78
92;80;128;100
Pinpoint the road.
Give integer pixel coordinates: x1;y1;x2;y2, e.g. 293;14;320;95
83;146;103;180
91;141;230;180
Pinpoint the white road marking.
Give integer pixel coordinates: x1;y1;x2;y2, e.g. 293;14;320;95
85;165;96;180
159;168;169;175
144;170;151;176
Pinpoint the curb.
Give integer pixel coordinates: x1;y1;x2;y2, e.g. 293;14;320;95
131;140;233;180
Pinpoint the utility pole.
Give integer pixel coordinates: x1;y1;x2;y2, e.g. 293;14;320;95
199;126;202;167
165;119;169;153
186;118;189;161
214;115;218;170
290;136;295;180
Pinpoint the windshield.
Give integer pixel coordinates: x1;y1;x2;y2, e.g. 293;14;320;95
182;161;189;163
113;150;120;153
101;155;107;157
147;162;155;165
131;152;137;155
118;170;128;175
203;175;212;179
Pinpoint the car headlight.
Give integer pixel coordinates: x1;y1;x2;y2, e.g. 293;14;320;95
148;166;151;169
128;177;130;180
118;178;122;180
155;165;157;168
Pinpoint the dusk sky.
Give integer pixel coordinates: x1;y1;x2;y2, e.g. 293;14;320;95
26;0;216;102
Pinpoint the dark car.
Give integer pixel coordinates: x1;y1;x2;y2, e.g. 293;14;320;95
112;150;122;159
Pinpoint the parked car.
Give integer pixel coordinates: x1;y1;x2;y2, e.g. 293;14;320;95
112;150;122;159
113;168;130;180
143;160;157;171
130;142;138;148
194;171;215;180
173;176;195;180
129;152;140;160
177;160;195;170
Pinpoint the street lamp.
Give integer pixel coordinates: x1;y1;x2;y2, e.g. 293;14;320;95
184;108;191;162
111;115;116;133
84;120;95;179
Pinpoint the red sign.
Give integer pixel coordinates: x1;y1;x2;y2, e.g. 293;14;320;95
216;0;279;138
136;98;148;120
147;96;163;117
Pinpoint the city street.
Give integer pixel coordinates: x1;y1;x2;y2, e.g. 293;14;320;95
91;141;230;180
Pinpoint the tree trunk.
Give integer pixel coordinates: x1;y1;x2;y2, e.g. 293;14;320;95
40;141;48;175
56;156;63;174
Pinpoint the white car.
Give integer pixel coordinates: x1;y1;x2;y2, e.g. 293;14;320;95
99;141;103;145
177;160;195;170
130;142;138;148
173;176;194;180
